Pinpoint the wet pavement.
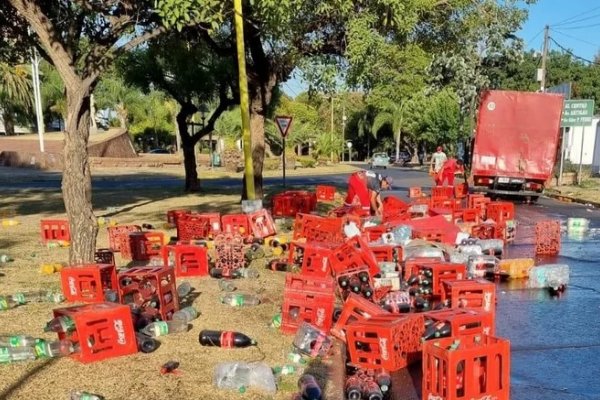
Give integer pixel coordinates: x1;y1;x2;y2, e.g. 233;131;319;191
1;165;599;398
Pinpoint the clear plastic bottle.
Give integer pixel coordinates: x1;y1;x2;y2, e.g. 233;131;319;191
177;282;192;298
221;293;261;307
214;361;277;394
0;254;14;263
103;289;119;303
140;320;189;337
218;279;236;292
238;268;259;279
12;290;65;304
172;306;199;323
0;295;20;311
44;315;76;333
0;346;36;364
273;365;297;376
70;391;105;400
34;339;77;358
0;335;37;347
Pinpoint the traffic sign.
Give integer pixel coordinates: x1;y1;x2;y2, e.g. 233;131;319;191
561;99;594;127
275;116;293;137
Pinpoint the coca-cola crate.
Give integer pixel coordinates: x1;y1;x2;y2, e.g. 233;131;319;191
107;225;142;252
288;241;334;278
335;266;374;301
403;257;442;280
441;279;496;314
471;223;498;241
40;219;71;243
272;191;317;217
424;308;495;338
176;214;210;241
330;236;379;276
432;186;454;200
412;227;444;243
213;234;246;276
382;196;410;222
118;266;179;321
460;208;479;223
248;209;277;238
94;249;115;266
129;231;165;261
281;273;336;335
362;225;388;242
330;293;390;342
454;182;469;199
60;264;118;303
369;244;402;263
316;185;336;201
162;244;209;277
294;214;344;243
407;262;467;297
468;194;491;219
346;314;425;372
166;209;190;226
409;187;423;198
535;220;561;255
221;214;250;235
52;302;137;363
422;334;510;400
486;201;514;224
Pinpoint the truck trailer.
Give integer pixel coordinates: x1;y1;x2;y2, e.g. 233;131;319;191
470;90;564;200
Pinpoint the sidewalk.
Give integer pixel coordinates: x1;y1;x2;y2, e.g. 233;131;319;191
546;179;600;207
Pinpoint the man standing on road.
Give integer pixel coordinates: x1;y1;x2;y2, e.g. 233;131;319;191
430;146;447;176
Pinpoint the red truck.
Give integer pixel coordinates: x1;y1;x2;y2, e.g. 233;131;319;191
470;90;564;201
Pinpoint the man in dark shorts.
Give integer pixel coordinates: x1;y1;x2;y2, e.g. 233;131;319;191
364;171;393;216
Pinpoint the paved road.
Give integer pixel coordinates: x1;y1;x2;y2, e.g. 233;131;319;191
1;164;599;399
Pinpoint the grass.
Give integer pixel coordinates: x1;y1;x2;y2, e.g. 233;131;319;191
0;186;346;400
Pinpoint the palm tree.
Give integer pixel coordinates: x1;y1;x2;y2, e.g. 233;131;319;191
0;62;33;135
371;100;406;162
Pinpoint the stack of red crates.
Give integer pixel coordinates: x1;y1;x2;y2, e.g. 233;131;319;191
272;190;317;217
288;241;335;277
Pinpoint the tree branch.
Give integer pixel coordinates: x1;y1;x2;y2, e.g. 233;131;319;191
199;29;235;57
192;83;236;142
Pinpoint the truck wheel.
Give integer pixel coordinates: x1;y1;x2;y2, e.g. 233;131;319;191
527;196;539;204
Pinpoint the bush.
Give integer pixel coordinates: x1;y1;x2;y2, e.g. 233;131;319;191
263;157;280;171
297;156;316;168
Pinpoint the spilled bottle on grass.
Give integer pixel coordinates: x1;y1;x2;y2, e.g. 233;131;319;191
199;330;256;348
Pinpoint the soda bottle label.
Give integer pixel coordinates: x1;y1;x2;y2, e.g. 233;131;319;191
0;297;8;310
13;293;26;304
271;314;282;328
154;322;169;336
220;331;234;348
60;317;76;332
232;295;244;306
8;336;23;347
34;340;49;358
0;348;10;364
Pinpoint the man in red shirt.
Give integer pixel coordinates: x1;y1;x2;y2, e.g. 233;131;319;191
437;158;464;186
345;170;392;216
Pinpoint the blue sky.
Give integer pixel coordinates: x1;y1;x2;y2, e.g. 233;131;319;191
282;0;600;97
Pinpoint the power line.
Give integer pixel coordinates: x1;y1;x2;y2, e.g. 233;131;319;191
553;5;600;27
524;28;544;49
552;29;600;49
560;22;600;31
550;37;600;66
552;11;600;28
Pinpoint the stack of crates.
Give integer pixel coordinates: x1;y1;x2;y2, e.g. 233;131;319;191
272;190;317;217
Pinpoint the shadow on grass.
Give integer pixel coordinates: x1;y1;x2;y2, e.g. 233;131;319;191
0;357;59;399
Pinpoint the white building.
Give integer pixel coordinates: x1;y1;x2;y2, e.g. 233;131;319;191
565;117;600;165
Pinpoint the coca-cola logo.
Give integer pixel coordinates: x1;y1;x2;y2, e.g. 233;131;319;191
315;308;325;326
379;338;389;360
113;319;127;345
68;277;77;295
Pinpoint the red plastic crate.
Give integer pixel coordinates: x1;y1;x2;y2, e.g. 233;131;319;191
213;234;246;276
335;266;375;301
272;191;317;217
368;244;402;263
432;186;455;200
403;257;442;280
382;196;410;222
40;219;71;243
177;214;210;241
346;314;425;371
535;220;561;255
407;262;467;297
221;214;250;235
468;194;491;219
130;231;165;261
412;227;445;243
247;209;277;238
486;201;515;224
330;293;391;342
107;225;142;252
362;225;388;242
162;244;209;277
52;302;137;363
422;334;510;400
61;264;118;303
460;208;479;223
316;185;336;201
166;209;190;226
442;279;496;314
94;249;115;266
293;214;344;243
288;241;335;277
281;273;335;335
409;187;423;198
454;183;469;199
118;266;179;321
330;236;379;276
424;308;495;338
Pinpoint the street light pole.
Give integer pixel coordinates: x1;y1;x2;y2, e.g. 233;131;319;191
31;48;45;152
330;96;334;162
342;106;347;162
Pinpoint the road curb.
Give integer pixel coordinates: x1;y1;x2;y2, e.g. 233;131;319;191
545;190;599;208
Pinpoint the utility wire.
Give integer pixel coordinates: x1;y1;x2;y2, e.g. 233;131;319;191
553;5;600;27
524;28;545;49
560;22;600;31
552;29;600;49
552;11;600;28
550;37;600;66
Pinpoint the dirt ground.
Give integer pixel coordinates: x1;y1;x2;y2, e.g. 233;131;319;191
0;187;344;400
548;178;600;205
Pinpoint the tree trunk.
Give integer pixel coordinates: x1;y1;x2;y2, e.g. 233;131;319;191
176;105;199;192
395;129;401;164
63;86;98;264
2;111;15;135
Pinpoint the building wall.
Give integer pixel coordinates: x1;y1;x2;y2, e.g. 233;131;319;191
565;117;600;165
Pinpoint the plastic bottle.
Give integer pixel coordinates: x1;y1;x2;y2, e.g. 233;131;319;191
273;365;296;376
338;276;350;289
298;374;322;400
44;315;76;333
199;330;256;348
0;254;13;263
172;306;199;323
270;313;282;328
357;271;370;283
239;268;259;279
219;279;236;292
375;370;392;393
361;284;373;298
0;335;37;347
141;320;189;337
214;361;277;394
362;379;384;400
0;295;20;311
70;391;105;400
348;276;362;293
12;290;65;304
34;339;76;358
176;282;192;298
345;375;362;400
0;346;37;363
135;332;159;353
221;293;261;307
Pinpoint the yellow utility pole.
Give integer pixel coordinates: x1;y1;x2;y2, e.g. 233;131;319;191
234;0;255;199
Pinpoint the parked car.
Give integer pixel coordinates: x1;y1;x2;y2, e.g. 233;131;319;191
148;148;170;154
369;152;390;169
